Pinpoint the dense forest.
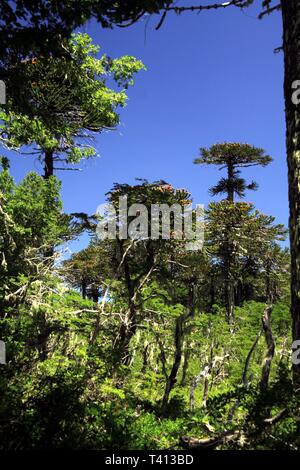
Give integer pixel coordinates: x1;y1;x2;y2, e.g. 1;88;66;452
1;0;300;452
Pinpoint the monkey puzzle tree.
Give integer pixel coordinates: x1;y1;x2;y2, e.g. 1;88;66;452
206;201;286;322
0;33;144;178
194;143;272;202
196;142;273;322
102;179;193;364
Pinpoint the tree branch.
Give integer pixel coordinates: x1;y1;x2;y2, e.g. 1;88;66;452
260;304;275;389
258;3;281;19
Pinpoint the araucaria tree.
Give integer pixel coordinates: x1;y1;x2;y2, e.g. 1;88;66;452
194;142;272;202
195;142;272;321
104;180;193;365
206;200;287;322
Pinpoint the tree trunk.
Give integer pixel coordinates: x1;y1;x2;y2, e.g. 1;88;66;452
81;278;87;299
265;262;273;304
223;160;236;322
260;305;275;390
91;286;99;303
281;0;300;389
180;347;190;386
187;278;196;317
118;255;138;365
209;277;215;310
43;149;55;259
224;254;235;323
161;313;186;411
224;208;235;323
118;304;138;366
226;161;235;203
44;149;54;179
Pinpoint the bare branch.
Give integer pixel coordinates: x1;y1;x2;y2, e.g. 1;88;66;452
167;1;249;14
89;239;136;346
258;3;281;19
260;304;275;389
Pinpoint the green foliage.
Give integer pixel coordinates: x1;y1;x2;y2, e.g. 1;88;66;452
194;142;272;201
0;166;70;310
0;166;293;450
0;0;296;453
0;158;293;451
1;33;145;175
0;1;172;69
195;142;272;168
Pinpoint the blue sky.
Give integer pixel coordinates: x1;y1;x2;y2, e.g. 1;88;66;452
4;3;286;252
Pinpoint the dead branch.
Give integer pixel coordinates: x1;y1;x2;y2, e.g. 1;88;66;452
242;327;263;387
260;305;275;389
258;3;281;19
180;406;288;450
180;429;243;450
89;239;136;346
263;408;287;425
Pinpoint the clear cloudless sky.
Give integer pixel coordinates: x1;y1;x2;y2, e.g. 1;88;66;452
4;2;286;253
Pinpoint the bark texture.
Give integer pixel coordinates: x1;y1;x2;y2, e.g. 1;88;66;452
44;149;54;179
281;0;300;389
